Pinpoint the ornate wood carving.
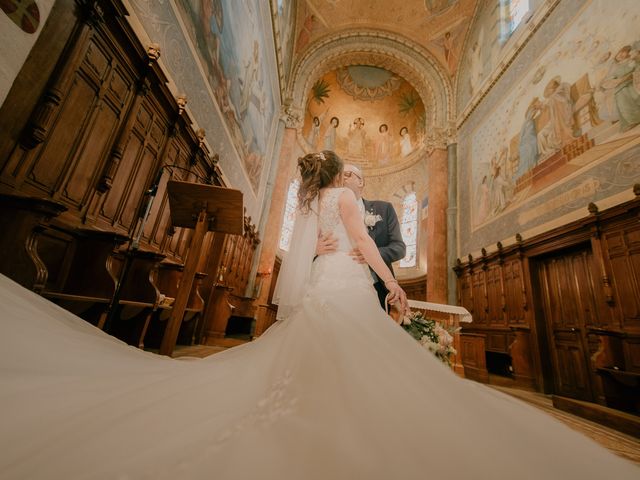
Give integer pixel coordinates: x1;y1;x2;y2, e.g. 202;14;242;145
456;189;640;411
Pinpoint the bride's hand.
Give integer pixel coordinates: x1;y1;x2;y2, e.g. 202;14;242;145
384;279;408;312
348;248;367;264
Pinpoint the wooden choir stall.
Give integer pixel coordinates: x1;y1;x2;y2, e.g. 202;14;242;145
454;186;640;436
0;0;262;358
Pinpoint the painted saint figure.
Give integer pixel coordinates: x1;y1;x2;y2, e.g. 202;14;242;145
602;45;640;131
308;116;321;148
537;76;576;158
323;116;339;150
376;124;392;165
347;117;367;156
515;97;542;179
399;127;413;157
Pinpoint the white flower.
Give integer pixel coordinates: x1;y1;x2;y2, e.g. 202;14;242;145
435;325;454;347
364;211;383;228
401;315;412;326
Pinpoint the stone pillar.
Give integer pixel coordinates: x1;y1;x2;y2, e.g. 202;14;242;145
245;118;286;297
253;105;301;336
447;141;458;306
426;130;449;304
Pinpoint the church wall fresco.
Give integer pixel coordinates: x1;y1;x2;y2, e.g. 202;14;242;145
0;0;54;105
125;0;281;221
300;67;426;171
458;0;640;256
271;0;296;91
456;0;547;114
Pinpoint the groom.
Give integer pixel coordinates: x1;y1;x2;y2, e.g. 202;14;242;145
316;164;406;309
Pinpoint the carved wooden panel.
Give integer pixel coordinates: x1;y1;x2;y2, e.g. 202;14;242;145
486;264;504;326
458;272;472;313
25;36;133;210
99;99;168;232
604;226;640;330
535;249;596;401
460;333;489;383
503;259;527;325
553;333;593;401
456;193;640;405
471;269;487;325
486;332;509;353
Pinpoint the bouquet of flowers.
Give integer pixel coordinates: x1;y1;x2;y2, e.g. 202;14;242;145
400;311;459;366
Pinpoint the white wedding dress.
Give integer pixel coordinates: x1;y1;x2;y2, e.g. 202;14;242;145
0;188;637;479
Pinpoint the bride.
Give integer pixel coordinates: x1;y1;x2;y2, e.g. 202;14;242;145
0;151;637;479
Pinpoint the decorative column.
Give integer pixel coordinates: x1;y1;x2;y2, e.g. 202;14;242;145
446;127;458;306
245;117;287;298
425;128;449;304
253;104;302;337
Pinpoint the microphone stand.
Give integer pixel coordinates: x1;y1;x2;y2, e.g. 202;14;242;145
101;166;166;333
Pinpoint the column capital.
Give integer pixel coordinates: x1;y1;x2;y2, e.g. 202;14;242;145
445;121;458;145
280;101;303;129
425;128;447;154
426;122;457;154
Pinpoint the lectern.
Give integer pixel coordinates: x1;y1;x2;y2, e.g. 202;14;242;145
159;181;243;356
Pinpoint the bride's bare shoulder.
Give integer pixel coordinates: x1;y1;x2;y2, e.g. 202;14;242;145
338;188;356;200
337;188;358;209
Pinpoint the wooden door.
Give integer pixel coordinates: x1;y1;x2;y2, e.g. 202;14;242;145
533;246;599;401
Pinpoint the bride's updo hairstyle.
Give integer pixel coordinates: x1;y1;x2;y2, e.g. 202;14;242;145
297;150;343;213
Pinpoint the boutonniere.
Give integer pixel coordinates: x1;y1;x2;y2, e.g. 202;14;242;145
364;210;383;229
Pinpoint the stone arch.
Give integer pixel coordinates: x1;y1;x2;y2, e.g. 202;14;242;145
287;30;453;132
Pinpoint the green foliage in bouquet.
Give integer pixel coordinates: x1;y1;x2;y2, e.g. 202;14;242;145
400;311;459;366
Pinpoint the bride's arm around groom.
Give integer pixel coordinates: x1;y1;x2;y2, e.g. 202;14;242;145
338;188;408;311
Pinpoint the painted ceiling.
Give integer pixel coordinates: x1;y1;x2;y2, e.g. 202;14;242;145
291;0;477;77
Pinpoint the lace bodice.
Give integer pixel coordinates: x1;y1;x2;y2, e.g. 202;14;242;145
318;187;355;253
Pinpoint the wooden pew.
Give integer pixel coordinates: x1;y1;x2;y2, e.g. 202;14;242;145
107;249;165;348
591;329;640;414
0;193;67;291
202;285;256;342
144;262;207;348
40;226;129;328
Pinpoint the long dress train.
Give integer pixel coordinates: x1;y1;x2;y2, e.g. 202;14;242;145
0;187;637;479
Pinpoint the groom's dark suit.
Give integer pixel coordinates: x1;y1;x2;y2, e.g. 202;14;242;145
362;199;406;309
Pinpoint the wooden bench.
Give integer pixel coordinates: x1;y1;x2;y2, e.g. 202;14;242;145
591;329;640;414
0;193;67;291
40;226;129;328
106;249;166;348
202;285;256;343
144;261;207;348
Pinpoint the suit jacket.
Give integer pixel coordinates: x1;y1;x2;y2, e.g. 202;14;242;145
362;199;406;283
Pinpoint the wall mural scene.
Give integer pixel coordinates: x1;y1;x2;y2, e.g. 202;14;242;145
470;0;640;230
428;20;466;76
175;0;276;192
293;0;325;56
301;66;426;171
272;0;296;85
457;0;505;110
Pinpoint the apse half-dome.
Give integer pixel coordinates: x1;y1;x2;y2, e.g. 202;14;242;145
302;66;426;171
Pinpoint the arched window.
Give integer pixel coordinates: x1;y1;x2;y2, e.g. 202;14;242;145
500;0;530;43
399;192;418;268
278;179;300;251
